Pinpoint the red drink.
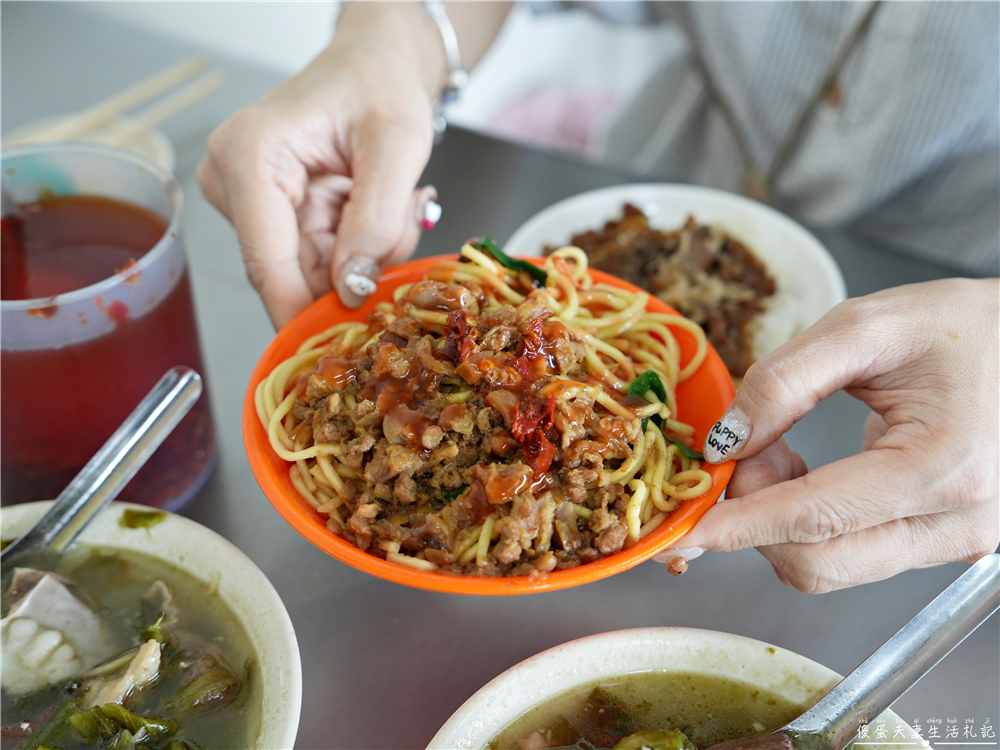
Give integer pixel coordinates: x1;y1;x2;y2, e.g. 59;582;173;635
1;196;216;508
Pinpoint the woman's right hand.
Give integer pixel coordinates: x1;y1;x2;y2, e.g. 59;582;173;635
197;3;446;329
673;278;999;592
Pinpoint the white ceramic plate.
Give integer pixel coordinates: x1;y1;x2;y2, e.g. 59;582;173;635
428;627;921;750
504;184;848;361
1;501;302;750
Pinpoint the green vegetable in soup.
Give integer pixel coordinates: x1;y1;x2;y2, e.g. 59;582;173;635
142;615;167;645
612;730;697;750
70;706;120;744
1;546;261;750
104;728;135;750
100;704;177;742
20;697;80;750
119;509;167;530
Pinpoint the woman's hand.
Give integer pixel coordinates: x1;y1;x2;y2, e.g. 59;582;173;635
670;278;999;592
197;3;445;329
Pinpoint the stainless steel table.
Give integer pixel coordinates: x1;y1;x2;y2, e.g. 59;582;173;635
3;5;997;749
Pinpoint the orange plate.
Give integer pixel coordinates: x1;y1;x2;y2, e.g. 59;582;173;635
243;256;735;595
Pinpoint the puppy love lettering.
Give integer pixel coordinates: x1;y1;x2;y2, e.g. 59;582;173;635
706;422;743;458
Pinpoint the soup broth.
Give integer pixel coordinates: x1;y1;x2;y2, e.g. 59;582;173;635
488;672;805;750
0;544;262;749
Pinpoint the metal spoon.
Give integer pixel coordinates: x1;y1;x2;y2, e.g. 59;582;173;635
1;366;202;565
762;552;1000;750
615;553;1000;750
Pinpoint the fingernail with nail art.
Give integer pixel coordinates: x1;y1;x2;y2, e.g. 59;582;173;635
421;200;442;230
703;406;751;464
336;255;380;308
653;547;706;575
416;187;441;230
344;273;376;297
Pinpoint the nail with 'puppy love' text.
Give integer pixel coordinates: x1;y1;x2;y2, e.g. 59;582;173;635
703;407;751;464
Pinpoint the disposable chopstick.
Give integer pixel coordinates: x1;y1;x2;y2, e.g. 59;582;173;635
3;56;210;146
110;72;226;147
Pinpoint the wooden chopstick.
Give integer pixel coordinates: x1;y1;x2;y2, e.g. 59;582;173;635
111;72;226;147
4;56;210;146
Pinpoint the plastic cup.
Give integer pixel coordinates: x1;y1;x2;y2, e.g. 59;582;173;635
1;143;216;509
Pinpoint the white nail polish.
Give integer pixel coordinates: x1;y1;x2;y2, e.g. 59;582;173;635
415;185;441;230
703;407;751;464
422;200;442;229
344;273;376;297
337;256;379;308
653;547;706;575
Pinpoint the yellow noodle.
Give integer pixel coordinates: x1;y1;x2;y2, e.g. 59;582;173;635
666;419;694;437
289;465;320;509
387;552;439;571
454;525;484;563
315;453;346;494
459;243;501;275
607;429;647;485
548;246;590;283
317;495;344;516
549;271;580;322
639;512;666;538
403;306;450;326
624;478;648;542
476;515;497;567
665;469;713;500
594;391;637;420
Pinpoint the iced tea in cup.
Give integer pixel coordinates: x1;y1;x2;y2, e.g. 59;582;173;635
1;143;216;509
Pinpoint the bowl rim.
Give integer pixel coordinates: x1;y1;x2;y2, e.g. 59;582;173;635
0;141;183;312
0;500;302;750
243;254;735;596
427;626;920;750
503;181;847;316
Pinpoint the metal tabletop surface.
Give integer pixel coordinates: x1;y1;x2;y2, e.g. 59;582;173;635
3;4;997;750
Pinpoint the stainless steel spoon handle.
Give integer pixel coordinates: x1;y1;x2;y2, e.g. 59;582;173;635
784;553;1000;750
1;366;202;562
